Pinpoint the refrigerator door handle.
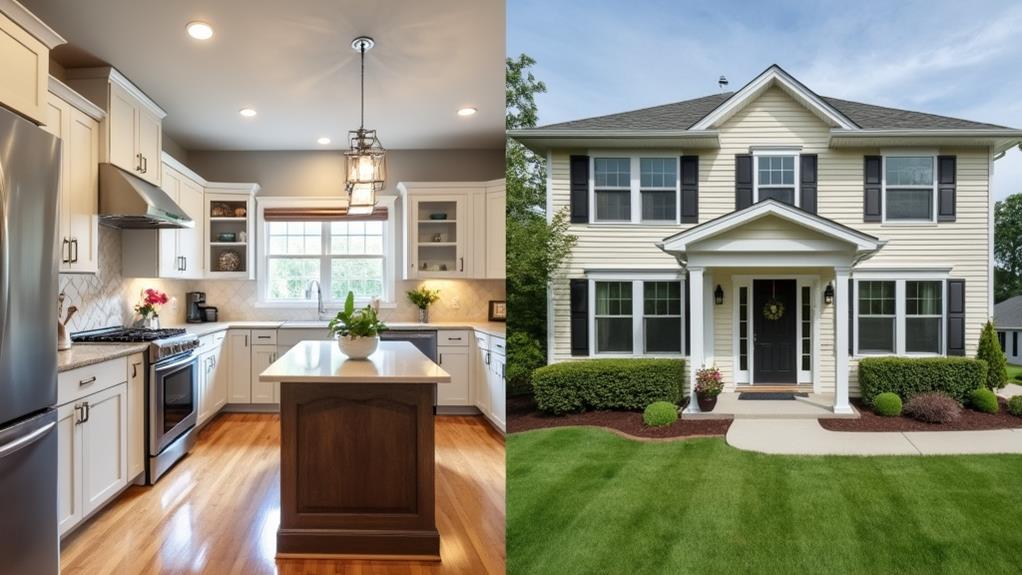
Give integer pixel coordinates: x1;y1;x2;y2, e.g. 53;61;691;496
0;421;55;459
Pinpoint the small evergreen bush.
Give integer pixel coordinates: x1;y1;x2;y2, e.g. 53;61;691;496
969;388;1000;414
903;392;962;424
873;392;903;417
643;401;679;427
977;321;1008;389
1008;396;1022;417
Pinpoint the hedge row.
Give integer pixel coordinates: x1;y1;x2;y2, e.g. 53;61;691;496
858;356;987;405
532;358;685;415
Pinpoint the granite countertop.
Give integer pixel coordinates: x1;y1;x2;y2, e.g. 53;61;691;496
260;341;451;384
58;343;149;372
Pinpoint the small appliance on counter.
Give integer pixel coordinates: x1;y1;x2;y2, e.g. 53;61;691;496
186;292;206;323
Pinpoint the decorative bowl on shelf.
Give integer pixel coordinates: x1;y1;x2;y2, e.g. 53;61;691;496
429;213;448;220
217;232;237;242
211;203;231;217
217;250;242;272
233;206;247;217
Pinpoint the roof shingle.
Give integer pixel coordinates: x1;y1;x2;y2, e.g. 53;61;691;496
995;295;1022;329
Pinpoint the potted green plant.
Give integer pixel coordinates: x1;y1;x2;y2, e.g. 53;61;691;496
694;366;724;411
328;292;388;359
407;286;440;323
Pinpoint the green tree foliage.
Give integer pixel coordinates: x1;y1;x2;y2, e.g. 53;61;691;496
995;195;1022;302
977;320;1008;389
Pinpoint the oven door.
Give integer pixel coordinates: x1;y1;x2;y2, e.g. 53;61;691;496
149;352;198;455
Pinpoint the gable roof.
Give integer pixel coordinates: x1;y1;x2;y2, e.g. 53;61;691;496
995;295;1022;329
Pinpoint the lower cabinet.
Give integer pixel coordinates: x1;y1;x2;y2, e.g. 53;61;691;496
438;339;471;406
126;353;145;480
487;347;506;432
198;342;227;425
227;330;252;403
473;332;492;417
250;345;277;404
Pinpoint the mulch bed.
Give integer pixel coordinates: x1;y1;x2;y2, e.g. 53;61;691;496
507;395;732;439
820;398;1022;432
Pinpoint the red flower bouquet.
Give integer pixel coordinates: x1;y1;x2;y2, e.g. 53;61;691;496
135;288;169;319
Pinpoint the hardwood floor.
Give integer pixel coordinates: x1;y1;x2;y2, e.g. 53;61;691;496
59;413;505;574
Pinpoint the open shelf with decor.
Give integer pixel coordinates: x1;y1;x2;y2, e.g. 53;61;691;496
204;182;260;279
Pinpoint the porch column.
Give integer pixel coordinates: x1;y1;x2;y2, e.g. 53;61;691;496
702;270;714;366
684;266;704;414
833;266;853;414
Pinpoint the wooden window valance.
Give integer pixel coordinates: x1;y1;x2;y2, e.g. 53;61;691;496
263;206;388;222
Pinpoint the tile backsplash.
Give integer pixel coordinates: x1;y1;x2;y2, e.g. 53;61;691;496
59;227;505;332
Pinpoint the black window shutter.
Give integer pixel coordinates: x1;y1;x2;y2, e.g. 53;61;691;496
937;155;957;222
569;278;589;356
684;279;691;356
947;279;965;356
569;155;589;223
1013;332;1018;356
848;278;854;355
800;154;818;214
680;155;699;223
863;156;882;222
735;154;753;210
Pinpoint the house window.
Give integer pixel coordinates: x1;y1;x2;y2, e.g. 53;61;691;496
999;331;1006;352
640;158;677;221
595;281;633;352
1014;332;1019;356
905;281;941;353
643;282;682;353
884;156;935;222
755;154;796;206
857;280;896;353
800;286;811;371
738;286;749;371
594;158;631;221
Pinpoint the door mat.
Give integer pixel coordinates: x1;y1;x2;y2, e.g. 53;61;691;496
737;392;809;400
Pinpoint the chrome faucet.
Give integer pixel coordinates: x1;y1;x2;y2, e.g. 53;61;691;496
305;280;326;319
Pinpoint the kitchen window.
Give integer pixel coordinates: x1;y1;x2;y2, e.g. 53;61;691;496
592;156;680;223
592;277;684;355
855;278;946;356
884;155;936;222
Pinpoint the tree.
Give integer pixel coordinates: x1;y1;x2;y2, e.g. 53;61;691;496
506;54;576;395
977;320;1007;390
994;194;1022;302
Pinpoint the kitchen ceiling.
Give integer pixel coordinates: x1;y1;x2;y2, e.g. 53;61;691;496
22;0;505;151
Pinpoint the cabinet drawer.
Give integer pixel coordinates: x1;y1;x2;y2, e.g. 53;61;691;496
198;330;227;352
474;331;490;351
59;356;128;406
438;330;470;347
252;330;277;345
490;336;506;356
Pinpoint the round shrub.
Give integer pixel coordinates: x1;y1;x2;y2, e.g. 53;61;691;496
873;392;902;417
904;392;961;424
643;401;679;427
532;359;685;415
970;388;1000;414
1008;396;1022;417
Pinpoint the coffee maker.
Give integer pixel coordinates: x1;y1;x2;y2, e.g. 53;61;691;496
186;292;205;323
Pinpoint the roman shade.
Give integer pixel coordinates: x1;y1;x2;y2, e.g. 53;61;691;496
937;155;957;222
863;156;882;222
735;154;753;210
947;278;966;356
680;155;699;223
262;206;388;222
569;155;589;223
570;278;589;356
799;154;818;214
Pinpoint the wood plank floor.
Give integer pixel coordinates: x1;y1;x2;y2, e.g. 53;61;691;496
59;413;505;575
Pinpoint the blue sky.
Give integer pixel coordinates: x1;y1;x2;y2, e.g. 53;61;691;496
507;0;1022;200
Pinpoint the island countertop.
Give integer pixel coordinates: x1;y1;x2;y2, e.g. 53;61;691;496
259;340;451;384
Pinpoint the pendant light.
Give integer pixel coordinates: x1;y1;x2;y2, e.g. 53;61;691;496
345;36;386;215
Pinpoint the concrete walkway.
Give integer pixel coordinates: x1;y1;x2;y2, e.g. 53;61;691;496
727;418;1022;455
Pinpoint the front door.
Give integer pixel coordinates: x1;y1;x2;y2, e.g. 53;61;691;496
753;279;797;384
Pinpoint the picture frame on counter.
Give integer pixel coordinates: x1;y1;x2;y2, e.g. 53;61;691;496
488;300;506;322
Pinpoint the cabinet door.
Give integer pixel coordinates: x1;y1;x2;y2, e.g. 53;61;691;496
250;345;277;404
196;352;210;425
136;107;162;186
211;345;228;412
177;177;204;278
408;195;470;279
437;347;471;406
485;188;506;279
42;97;71;271
474;347;491;416
81;383;128;516
227;330;252;403
56;401;83;536
157;168;181;278
0;11;49;125
126;354;145;480
65;106;100;273
488;354;506;431
107;83;139;175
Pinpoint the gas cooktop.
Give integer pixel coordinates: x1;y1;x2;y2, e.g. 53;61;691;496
72;327;199;362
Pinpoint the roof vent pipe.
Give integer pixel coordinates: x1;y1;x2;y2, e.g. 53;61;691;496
718;75;729;91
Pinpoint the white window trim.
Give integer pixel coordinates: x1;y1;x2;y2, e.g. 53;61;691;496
852;277;947;357
589;152;682;225
752;148;800;207
586;271;686;357
254;196;398;309
881;151;938;225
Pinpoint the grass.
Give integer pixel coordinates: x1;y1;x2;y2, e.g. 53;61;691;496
508;427;1022;575
1006;363;1022;382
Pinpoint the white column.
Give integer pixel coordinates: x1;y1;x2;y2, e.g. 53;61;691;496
684;266;704;414
703;271;714;366
833;266;853;414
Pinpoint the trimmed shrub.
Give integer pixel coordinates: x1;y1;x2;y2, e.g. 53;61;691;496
643;401;679;427
858;357;987;405
969;388;1000;414
903;392;962;424
532;359;685;415
507;332;545;397
1008;396;1022;417
977;321;1008;389
873;392;903;417
1015;373;1022;382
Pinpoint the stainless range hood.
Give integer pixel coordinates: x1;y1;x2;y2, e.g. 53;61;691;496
98;163;193;229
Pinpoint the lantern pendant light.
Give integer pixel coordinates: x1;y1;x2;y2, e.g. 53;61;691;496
345;36;386;215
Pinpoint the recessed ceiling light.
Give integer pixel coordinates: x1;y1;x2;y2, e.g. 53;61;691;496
317;137;331;145
457;107;478;117
186;21;214;41
239;108;257;118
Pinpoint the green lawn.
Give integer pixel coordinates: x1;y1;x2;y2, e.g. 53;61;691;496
1007;363;1022;382
508;427;1022;575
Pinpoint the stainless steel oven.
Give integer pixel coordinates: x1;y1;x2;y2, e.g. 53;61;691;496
148;350;198;482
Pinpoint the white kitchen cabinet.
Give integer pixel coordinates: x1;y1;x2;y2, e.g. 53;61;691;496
473;332;492;417
250;345;278;404
487;345;506;432
398;183;476;279
198;334;228;425
205;183;259;280
0;5;62;125
126;353;145;480
56;401;83;536
227;330;252;403
210;341;228;413
472;180;506;280
437;346;471;406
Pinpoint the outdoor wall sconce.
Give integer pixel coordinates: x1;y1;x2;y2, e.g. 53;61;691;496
714;285;724;305
824;283;835;305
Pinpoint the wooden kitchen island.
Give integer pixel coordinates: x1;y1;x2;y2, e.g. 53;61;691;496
259;340;450;561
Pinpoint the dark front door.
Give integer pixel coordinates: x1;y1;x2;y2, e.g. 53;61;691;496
753;279;797;384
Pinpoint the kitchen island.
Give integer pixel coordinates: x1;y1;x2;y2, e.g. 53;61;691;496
259;340;450;560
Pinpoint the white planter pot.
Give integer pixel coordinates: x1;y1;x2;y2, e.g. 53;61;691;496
337;335;379;360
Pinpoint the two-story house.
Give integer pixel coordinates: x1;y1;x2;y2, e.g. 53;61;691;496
511;65;1022;414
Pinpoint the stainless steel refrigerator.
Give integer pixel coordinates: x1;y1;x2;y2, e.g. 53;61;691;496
0;105;62;575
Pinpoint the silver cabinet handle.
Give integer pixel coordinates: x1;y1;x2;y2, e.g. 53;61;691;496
0;421;55;459
61;238;70;263
74;404;83;425
459;257;464;272
244;335;248;347
439;353;443;365
448;337;462;341
485;351;490;365
131;362;141;378
182;256;187;271
136;153;143;172
79;376;96;386
70;238;78;263
81;401;90;423
141;155;147;174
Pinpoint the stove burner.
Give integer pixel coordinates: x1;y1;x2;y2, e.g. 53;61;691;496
72;327;187;343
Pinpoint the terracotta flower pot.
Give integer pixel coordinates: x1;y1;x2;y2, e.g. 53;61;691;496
697;392;717;412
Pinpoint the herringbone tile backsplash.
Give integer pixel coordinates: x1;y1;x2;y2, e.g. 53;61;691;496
59;228;505;333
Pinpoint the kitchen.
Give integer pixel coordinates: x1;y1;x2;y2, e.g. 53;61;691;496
0;1;505;573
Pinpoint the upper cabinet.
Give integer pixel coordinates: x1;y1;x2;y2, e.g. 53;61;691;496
478;180;505;280
43;78;104;274
0;3;64;124
65;67;166;186
205;182;259;280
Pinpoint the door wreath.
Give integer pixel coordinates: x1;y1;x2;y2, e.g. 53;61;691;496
763;298;785;320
